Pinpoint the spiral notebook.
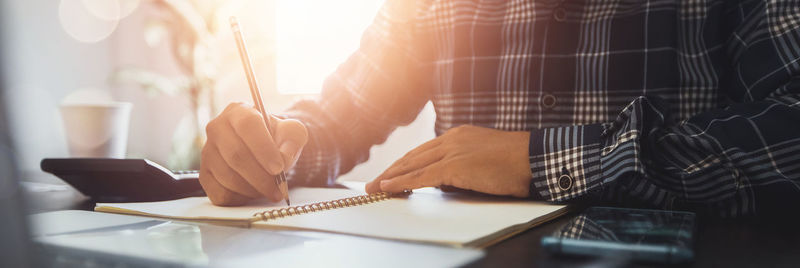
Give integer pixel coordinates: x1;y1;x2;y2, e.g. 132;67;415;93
95;187;568;248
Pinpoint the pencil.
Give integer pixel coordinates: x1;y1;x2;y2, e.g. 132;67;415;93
230;16;290;206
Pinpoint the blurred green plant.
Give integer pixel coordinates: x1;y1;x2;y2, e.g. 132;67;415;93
111;0;249;170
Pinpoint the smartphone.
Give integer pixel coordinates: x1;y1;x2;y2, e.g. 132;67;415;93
541;207;695;264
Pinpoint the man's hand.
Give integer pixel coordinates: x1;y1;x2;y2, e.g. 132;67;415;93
200;103;308;206
365;125;532;197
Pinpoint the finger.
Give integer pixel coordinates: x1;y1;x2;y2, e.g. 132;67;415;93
380;147;444;180
378;162;445;193
228;103;285;175
267;114;281;133
440;185;466;193
208;121;279;200
203;145;263;198
222;102;245;113
394;138;442;168
272;118;308;170
366;148;444;193
199;165;250;206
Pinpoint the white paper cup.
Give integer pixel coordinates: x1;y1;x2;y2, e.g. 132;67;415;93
60;102;132;158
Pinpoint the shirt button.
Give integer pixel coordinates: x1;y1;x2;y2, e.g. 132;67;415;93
542;94;557;109
732;169;742;190
553;8;567;22
558;174;573;191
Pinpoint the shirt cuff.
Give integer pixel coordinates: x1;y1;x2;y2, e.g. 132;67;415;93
528;124;605;202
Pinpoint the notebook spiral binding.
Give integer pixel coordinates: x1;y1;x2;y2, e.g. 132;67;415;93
253;192;391;221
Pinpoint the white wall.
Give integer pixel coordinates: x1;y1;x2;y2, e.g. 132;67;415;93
0;0;116;181
336;103;436;183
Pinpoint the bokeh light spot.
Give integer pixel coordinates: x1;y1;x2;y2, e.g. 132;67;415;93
82;0;140;21
59;0;119;43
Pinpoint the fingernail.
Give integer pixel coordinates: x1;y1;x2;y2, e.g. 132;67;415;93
279;140;299;160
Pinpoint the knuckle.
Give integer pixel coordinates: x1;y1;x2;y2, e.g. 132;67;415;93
438;136;452;147
227;149;249;168
216;188;250;206
205;119;219;137
219;144;248;172
229;102;249;111
285;119;308;138
445;125;464;136
445;128;456;136
398;159;411;169
198;172;212;189
222;102;245;116
412;169;425;178
230;110;252;129
222;103;238;113
213;169;233;184
208;193;227;206
400;149;416;160
199;176;227;206
200;145;211;160
429;147;443;157
451;125;474;134
206;193;221;205
216;192;239;206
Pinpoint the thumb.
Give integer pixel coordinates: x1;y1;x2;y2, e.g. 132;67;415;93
272;117;308;170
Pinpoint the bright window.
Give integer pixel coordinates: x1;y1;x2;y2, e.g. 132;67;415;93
276;0;385;94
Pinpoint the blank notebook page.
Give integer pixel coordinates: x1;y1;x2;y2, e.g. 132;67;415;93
255;188;566;246
96;187;567;246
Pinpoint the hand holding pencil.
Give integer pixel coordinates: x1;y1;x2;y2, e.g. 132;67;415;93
197;17;308;207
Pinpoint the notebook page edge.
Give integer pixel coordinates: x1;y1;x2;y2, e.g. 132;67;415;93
93;205;252;227
92;187;365;220
463;204;572;248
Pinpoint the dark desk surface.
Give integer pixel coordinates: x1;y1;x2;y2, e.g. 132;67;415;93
25;185;800;268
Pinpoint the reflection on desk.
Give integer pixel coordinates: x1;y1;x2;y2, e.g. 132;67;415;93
24;183;800;268
32;210;483;267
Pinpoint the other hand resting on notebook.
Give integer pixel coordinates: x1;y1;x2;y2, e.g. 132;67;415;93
366;125;532;198
200;103;308;206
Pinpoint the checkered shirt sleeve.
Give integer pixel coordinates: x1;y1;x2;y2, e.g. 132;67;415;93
528;0;800;217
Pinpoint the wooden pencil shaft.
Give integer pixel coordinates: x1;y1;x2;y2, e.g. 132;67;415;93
230;17;290;205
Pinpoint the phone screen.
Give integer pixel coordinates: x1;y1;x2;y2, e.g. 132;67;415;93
542;207;695;263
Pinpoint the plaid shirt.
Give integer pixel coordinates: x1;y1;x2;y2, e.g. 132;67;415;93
284;0;800;217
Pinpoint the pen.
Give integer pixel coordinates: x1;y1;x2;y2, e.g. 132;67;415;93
230;17;290;206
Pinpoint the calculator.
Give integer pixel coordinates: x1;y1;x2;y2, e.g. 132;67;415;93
41;158;206;202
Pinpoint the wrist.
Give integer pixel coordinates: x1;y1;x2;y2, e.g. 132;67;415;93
513;131;533;198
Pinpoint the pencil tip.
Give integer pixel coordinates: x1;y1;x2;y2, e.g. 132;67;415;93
286;199;291;206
